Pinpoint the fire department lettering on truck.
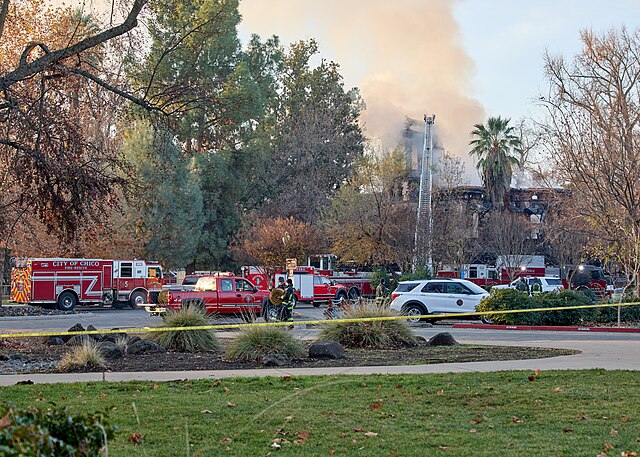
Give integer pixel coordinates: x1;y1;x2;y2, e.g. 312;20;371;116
10;258;163;311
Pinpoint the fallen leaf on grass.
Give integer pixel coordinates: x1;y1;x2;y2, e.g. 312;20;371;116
611;428;619;435
576;412;588;420
439;446;450;451
128;432;144;445
563;428;573;433
469;428;477;433
282;376;291;381
395;385;403;389
621;452;638;457
295;430;311;445
528;376;536;382
223;387;230;393
212;380;221;387
153;384;159;390
364;432;378;437
511;416;522;424
329;450;335;455
352;425;363;432
221;437;233;443
0;413;10;428
271;442;281;450
100;393;108;397
368;403;382;410
437;390;445;396
227;402;237;408
552;387;562;393
620;417;632;423
201;409;212;414
534;369;541;375
472;414;484;424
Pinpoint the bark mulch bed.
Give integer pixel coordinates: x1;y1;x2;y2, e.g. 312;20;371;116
0;338;578;374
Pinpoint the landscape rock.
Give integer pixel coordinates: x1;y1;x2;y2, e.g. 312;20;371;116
127;336;142;347
127;339;165;355
262;354;290;367
47;336;66;346
427;332;459;346
64;323;85;342
66;335;94;346
414;336;428;345
308;340;345;359
99;332;127;344
86;325;102;341
97;341;124;359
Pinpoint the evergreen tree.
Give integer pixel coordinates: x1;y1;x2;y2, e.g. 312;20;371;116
123;121;204;269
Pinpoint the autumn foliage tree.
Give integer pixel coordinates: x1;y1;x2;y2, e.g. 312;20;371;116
239;217;326;268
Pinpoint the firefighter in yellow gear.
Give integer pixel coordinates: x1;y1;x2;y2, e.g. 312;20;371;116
531;279;543;296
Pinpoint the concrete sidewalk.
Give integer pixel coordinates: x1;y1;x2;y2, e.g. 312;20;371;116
1;338;638;386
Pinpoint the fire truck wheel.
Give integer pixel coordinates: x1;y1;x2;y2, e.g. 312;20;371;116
57;291;78;311
348;287;361;301
129;290;147;309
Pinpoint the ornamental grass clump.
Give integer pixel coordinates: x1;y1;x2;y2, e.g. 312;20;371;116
148;305;221;352
319;301;416;349
58;340;105;372
225;326;305;361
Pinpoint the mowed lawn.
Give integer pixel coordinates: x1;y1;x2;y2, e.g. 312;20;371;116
2;370;639;456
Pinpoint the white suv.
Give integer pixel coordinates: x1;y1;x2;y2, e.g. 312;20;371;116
492;276;564;294
390;279;489;324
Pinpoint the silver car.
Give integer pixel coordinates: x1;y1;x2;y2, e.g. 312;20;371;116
390;279;489;324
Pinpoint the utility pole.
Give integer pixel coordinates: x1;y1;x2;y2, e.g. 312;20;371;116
412;114;435;274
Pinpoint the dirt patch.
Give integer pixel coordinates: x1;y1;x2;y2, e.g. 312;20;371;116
0;338;578;374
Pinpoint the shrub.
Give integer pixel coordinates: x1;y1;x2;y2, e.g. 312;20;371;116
319;301;416;348
147;305;221;352
594;295;640;323
476;289;533;325
532;290;595;325
225;326;305;361
58;341;105;372
0;403;116;456
478;289;596;326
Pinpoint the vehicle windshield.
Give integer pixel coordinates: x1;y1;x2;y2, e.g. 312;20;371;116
182;276;200;285
396;282;420;292
546;278;563;286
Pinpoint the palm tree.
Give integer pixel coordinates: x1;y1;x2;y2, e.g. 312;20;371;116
469;117;522;209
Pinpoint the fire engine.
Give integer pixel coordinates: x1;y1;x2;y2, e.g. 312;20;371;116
10;258;163;311
241;265;348;307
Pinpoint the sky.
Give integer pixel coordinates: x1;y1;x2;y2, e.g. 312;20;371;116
237;0;640;181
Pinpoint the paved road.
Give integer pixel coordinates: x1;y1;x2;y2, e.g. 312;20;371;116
1;303;639;385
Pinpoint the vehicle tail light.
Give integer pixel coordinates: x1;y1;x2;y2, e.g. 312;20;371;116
391;293;399;301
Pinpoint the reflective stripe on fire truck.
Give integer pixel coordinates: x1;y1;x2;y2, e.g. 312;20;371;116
31;275;102;296
10;268;31;303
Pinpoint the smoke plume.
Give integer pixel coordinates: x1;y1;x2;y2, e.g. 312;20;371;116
239;0;485;183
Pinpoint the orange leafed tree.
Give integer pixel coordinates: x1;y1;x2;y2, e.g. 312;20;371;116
239;217;327;268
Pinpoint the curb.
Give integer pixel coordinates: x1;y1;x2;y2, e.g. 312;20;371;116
452;323;640;333
0;312;94;322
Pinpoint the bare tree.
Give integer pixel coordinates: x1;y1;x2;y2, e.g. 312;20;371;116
482;211;535;282
541;27;640;295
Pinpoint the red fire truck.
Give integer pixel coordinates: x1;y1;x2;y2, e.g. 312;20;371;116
10;258;163;311
241;265;348;307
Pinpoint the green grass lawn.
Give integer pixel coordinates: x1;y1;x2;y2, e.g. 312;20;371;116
2;370;639;456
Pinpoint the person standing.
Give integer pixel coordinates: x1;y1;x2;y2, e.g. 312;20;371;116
281;278;295;327
376;278;390;305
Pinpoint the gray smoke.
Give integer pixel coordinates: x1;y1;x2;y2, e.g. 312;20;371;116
239;0;486;183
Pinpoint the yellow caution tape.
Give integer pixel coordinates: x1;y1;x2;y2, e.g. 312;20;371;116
0;301;638;339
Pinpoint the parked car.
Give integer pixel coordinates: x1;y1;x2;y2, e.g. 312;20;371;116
390;279;489;324
492;276;564;294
